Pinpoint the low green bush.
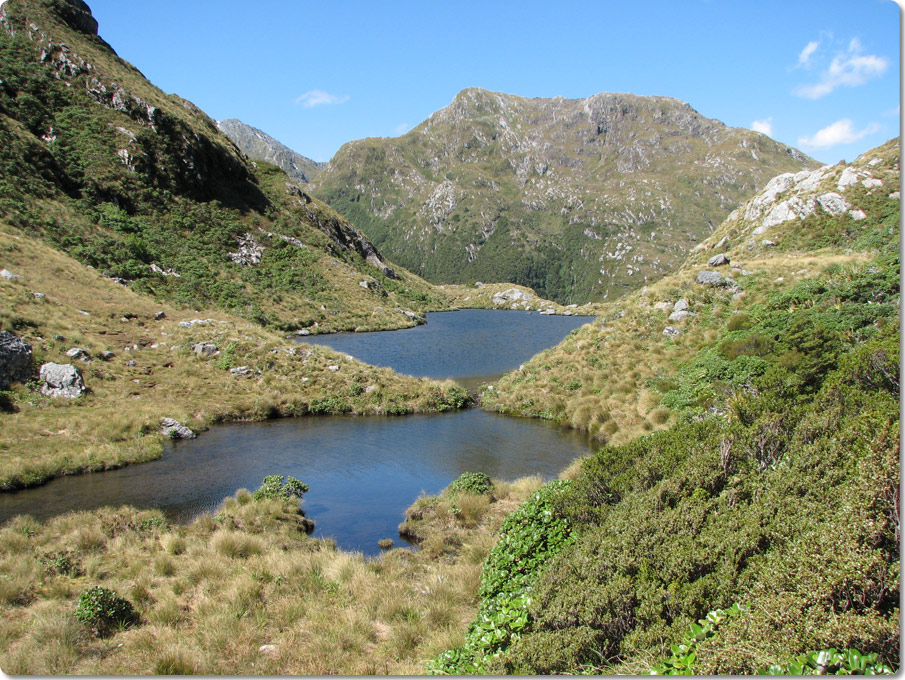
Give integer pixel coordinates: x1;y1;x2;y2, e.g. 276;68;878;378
251;475;309;502
75;586;138;637
447;471;493;496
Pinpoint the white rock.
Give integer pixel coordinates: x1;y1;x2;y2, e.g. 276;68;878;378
0;268;19;280
850;209;867;221
816;192;850;216
673;299;689;313
862;178;883;189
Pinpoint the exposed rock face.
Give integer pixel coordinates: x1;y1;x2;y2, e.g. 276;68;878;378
39;362;86;398
0;330;33;389
160;418;196;439
217;119;325;184
707;253;730;267
314;87;818;303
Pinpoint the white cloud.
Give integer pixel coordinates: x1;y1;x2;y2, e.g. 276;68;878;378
294;90;350;108
793;39;889;99
797;40;820;67
797;119;882;149
393;123;411;136
751;118;773;136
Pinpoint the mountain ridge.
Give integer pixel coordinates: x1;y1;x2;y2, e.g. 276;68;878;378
217;118;325;184
313;87;819;304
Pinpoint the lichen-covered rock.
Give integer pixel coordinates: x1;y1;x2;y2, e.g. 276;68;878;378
160;418;196;439
696;270;727;286
39;362;86;398
66;347;92;362
193;341;218;357
707;253;730;267
0;330;33;389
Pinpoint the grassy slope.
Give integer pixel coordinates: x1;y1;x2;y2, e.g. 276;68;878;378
0;223;467;489
483;139;900;445
436;138;900;674
0;0;449;334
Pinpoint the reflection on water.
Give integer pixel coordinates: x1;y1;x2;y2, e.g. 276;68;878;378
0;310;597;555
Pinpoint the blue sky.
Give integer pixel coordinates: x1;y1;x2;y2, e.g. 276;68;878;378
86;0;900;165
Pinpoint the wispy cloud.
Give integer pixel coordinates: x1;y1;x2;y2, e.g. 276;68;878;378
751;118;773;136
393;123;411;136
793;38;888;99
797;40;820;67
294;90;350;108
797;118;882;149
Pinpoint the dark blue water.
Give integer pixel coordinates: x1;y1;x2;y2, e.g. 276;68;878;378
301;308;590;390
0;310;596;554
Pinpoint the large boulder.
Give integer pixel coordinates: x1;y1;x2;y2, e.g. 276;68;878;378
696;270;727;286
39;363;86;398
0;330;33;390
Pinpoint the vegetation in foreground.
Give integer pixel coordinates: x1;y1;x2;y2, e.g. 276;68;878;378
0;473;543;674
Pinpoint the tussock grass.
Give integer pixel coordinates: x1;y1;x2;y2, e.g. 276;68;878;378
0;474;544;675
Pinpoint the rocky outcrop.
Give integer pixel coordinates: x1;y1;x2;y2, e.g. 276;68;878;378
39;362;86;398
0;330;33;390
160;418;196;439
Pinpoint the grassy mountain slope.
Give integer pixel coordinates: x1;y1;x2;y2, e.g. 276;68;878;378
434;138;900;674
483;138;899;444
313;87;818;304
217;118;325;184
0;0;448;334
0;223;467;490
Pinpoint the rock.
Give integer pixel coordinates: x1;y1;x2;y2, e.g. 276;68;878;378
668;310;694;322
258;645;277;655
125;360;136;367
66;347;92;362
328;365;339;371
359;280;370;289
0;330;33;390
761;239;777;247
296;329;310;336
230;366;257;378
849;209;867;221
538;309;555;315
492;288;534;305
154;311;166;320
160;418;196;439
663;326;682;338
696;270;727;286
707;253;730;267
99;351;116;361
0;268;19;280
653;301;671;312
816;192;849;216
32;292;45;300
39;362;86;398
193;341;218;357
673;299;689;313
228;232;264;266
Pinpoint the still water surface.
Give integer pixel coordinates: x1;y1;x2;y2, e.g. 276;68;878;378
0;310;595;554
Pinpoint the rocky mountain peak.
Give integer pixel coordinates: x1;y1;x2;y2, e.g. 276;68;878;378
315;88;819;304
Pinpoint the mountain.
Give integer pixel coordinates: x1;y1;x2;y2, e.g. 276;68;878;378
312;88;819;304
0;0;446;334
217;118;325;184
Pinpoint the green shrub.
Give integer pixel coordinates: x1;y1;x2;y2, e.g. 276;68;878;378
252;475;309;502
428;481;574;674
447;471;493;496
75;586;138;637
